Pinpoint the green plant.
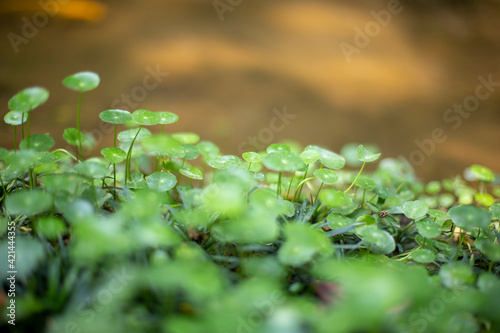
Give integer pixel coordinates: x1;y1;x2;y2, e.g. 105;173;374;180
1;74;500;333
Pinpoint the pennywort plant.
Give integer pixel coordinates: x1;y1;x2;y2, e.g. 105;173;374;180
62;71;100;161
2;72;500;333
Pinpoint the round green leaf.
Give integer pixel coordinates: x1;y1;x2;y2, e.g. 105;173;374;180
448;205;491;231
300;149;320;164
411;248;436;264
63;128;84;146
357;225;395;255
278;223;332;266
319;189;356;214
266;144;290;154
401;200;428;220
262;152;306;172
5;190;53;216
172;132;200;145
242;152;262;163
157;111;179;124
475;238;500;261
74;159;109;179
356;144;381;163
8;87;49;112
475;193;495;207
182;144;199;160
4;111;28;125
20;134;55;152
466;164;494;183
117;127;152;142
425;181;441;194
197;141;220;156
489;203;500;220
132;109;160;125
208;155;242;169
180;167;203;180
128;172;148;189
327;213;355;234
305;145;345;169
146;172;177;192
313;169;338;184
37;216;67;239
100;147;126;163
142;134;185;158
439;262;475;288
416;219;441;238
62;71;100;92
99;109;132;124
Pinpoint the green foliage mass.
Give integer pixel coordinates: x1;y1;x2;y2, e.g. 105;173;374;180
1;75;500;333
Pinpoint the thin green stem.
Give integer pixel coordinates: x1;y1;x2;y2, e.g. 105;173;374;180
344;161;366;193
77;91;83;160
27;112;31;149
113;124;118;148
277;171;282;197
314;181;324;204
125;126;143;186
293;164;309;202
286;171;296;199
21;113;25;139
13;126;17;152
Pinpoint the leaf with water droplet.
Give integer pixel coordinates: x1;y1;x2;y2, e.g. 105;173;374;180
356;144;381;163
262;152;305;172
305;145;345;169
101;147;126;163
117;127;152;142
99;109;132;124
157;111;179;124
4;111;28;126
180;167;203;180
132;109;160;126
208;155;242;169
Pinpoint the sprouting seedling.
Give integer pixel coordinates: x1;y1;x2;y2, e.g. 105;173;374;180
4;111;28;152
123;109;160;185
262;149;305;198
8;87;49;151
344;145;380;193
312;168;338;204
99;109;132;194
62;71;100;160
293;149;320;202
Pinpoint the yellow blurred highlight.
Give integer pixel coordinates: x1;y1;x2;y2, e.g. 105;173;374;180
0;0;107;22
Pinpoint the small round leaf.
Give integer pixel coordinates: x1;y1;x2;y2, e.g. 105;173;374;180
132;109;160;126
314;169;338;184
305;146;345;169
172;132;200;145
242;152;262;163
411;248;436;264
448;205;491;231
62;71;100;92
300;150;320;164
146;172;177;192
157;111;179;124
208;155;242;169
63;128;85;146
262;152;305;172
5;190;53;216
100;147;126;163
4;111;28;125
356;144;381;163
180;167;203;180
465;164;494;183
416;219;441;238
117;128;152;142
99;109;132;124
20;134;55;152
357;225;395;255
8;87;49;112
401;200;428;220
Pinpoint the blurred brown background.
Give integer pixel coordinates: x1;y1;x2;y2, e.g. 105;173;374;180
0;0;499;181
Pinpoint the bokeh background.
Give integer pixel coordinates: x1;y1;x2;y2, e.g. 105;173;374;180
0;0;499;181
